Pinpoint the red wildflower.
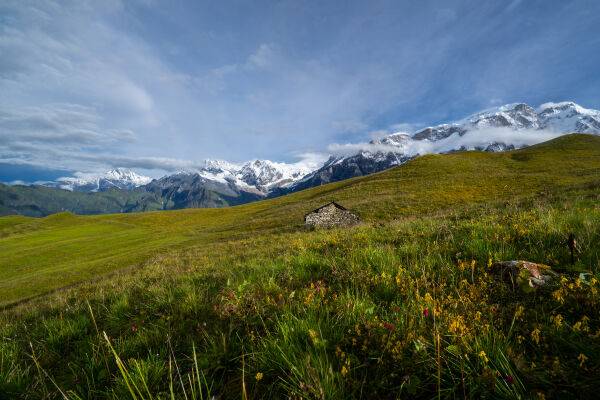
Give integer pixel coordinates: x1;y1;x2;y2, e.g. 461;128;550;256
507;375;514;386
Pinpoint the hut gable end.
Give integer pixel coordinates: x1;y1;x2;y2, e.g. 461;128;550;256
304;201;360;229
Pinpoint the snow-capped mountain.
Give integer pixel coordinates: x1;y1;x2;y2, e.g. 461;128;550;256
41;101;600;203
538;102;600;133
283;102;600;193
48;168;152;192
411;102;600;141
193;158;315;193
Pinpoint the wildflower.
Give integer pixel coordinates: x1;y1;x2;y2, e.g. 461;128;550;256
424;292;433;304
550;314;563;328
517;335;524;344
423;309;429;317
479;350;488;363
531;328;541;344
131;326;136;331
255;372;263;381
578;353;588;367
506;375;514;386
514;305;524;319
341;366;348;376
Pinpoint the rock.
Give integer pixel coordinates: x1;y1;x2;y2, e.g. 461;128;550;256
491;260;556;288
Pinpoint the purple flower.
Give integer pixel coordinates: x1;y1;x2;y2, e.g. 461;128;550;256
507;375;514;386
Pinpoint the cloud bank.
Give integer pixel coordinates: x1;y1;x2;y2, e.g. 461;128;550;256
327;127;565;158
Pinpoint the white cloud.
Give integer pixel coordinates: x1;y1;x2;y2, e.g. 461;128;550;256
327;127;565;158
245;43;274;69
427;127;563;154
0;104;137;149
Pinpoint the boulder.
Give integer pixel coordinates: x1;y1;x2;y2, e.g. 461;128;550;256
491;260;556;288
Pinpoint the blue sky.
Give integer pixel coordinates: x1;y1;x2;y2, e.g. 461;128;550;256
1;0;600;181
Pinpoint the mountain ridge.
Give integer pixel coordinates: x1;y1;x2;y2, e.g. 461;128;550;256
4;102;600;216
36;101;600;196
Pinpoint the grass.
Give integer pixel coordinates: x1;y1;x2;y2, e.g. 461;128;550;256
0;134;599;398
2;133;600;307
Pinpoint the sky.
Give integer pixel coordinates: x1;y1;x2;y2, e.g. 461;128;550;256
1;0;600;182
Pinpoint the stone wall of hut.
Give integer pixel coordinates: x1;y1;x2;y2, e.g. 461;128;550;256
305;204;360;228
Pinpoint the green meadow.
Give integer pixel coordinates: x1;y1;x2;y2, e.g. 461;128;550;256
1;134;599;398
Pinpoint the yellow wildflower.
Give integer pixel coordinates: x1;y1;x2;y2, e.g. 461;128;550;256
551;314;563;328
255;372;263;381
578;353;588;367
531;328;541;344
552;289;565;304
478;350;488;363
515;305;525;319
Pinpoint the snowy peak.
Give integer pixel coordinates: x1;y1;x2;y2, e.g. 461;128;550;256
40;101;600;198
200;159;240;174
154;158;316;195
412;103;540;141
412;102;600;142
49;168;152;192
288;101;600;193
465;103;540;130
236;159;312;190
371;132;410;147
537;102;600;134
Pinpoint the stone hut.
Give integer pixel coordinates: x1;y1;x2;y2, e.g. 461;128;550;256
304;201;360;229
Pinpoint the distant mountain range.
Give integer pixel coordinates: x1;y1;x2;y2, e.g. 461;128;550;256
47;168;152;192
3;101;600;217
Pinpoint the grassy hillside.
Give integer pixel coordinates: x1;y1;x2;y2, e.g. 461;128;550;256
0;184;165;217
0;134;599;398
2;134;599;307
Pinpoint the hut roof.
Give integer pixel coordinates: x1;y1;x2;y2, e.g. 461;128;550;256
304;201;348;218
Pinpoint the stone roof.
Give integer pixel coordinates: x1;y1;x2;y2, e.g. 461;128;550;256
304;201;348;218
